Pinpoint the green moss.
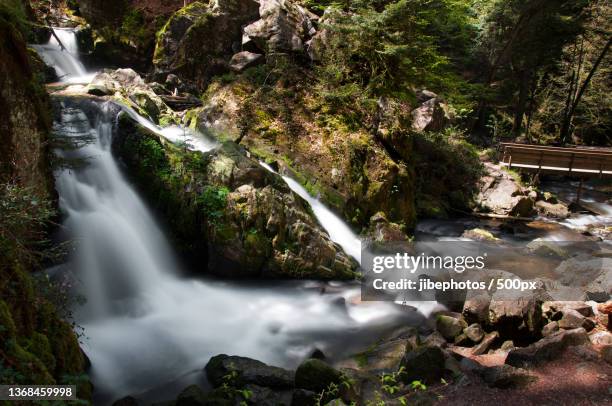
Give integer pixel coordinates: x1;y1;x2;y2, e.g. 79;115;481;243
197;185;229;223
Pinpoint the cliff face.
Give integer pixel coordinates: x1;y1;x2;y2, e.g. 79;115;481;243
0;5;90;399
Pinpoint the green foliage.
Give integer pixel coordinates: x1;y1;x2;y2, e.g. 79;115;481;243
197;185;230;223
0;183;55;268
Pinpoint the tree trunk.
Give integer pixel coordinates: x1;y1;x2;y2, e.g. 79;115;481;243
512;70;531;137
560;36;611;144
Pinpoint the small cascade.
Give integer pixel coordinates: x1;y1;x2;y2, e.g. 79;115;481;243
31;28;94;83
259;162;362;263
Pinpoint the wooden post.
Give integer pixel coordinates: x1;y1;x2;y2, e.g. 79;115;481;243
575;177;583;205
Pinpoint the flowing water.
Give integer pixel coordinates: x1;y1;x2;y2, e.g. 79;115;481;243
31;28;95;83
36;28;610;405
39;31;418;404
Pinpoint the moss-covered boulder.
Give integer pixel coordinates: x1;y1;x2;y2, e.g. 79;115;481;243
112;111;357;279
294;359;344;393
153;0;260;88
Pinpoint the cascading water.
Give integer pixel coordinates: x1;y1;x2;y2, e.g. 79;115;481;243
31;28;94;83
259;162;362;263
50;97;415;403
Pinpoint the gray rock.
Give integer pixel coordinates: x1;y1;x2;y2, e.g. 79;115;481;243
589;331;612;346
454;333;471;346
488;294;543;339
535;200;569;219
463;293;491;324
243;384;293;406
411;98;452;132
480;365;534;388
423;331;447;348
229;51;263;72
291;389;318;406
558;309;595;331
436;314;467;341
542;321;559;337
205;354;294;389
506;328;589;367
472;331;499;356
464;323;485;343
399;346;445;384
542;301;594;317
243;0;316;54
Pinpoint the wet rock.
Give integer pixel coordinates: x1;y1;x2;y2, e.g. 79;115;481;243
423;331;447;348
176;385;206;406
399;346;445;384
411;97;452;132
229;51;264;72
526;239;569;258
464;323;485;343
542;321;559;337
535;200;569;219
205;354;294;389
480;365;533;388
295;359;343;393
462;228;498;241
558;309;595;331
505;328;589;367
436;314;467;341
472;331;499;356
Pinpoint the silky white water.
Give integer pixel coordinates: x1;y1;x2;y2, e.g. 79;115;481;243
31;28;95;83
52;99;414;403
259;162;362;263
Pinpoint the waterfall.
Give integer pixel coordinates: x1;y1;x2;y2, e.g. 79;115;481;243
31;28;94;83
259;162;362;263
52;98;413;403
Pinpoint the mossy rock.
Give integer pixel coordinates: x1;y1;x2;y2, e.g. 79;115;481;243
295;359;343;393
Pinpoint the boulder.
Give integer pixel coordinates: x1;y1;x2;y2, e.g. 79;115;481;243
505;328;589;367
114;115;357;279
476;163;535;217
422;331;447;348
500;340;515;351
541;321;559;337
589;331;612;346
411;98;452;132
602;345;612;364
243;0;316;54
367;212;409;242
535;200;569;219
153;0;260;87
480;365;533;388
292;389;318;406
558;309;595;331
205;354;294;389
399;346;445;384
436;314;467;341
542;301;594;317
295;359;343;393
176;384;206;406
229;51;264;72
472;331;499;356
463;293;491;325
461;228;498;241
464;323;485;343
488;293;543;340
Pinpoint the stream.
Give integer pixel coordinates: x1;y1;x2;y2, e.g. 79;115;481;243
35;29;611;404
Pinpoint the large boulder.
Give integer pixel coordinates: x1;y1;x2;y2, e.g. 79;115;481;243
113;114;357;279
153;0;260;87
476;163;535;217
488;293;543;341
505;328;589;367
205;354;294;389
243;0;316;54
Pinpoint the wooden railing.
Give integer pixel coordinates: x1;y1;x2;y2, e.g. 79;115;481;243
499;143;612;178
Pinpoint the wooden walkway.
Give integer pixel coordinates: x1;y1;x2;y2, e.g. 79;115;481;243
499;143;612;178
